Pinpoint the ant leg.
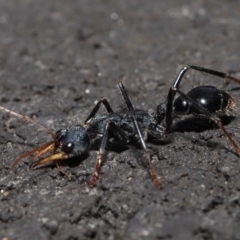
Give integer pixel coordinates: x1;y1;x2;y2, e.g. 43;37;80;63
172;66;189;91
89;121;110;188
172;65;240;91
130;115;161;188
117;82;161;188
165;87;175;132
165;66;190;132
84;98;113;124
88;120;130;187
176;88;240;155
187;65;240;85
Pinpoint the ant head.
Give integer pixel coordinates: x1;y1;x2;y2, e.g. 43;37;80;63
11;125;90;168
174;96;190;115
55;125;90;157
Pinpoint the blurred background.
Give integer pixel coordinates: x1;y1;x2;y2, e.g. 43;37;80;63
0;1;240;239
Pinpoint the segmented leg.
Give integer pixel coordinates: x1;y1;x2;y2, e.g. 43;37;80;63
117;82;161;188
89;121;110;188
84;98;113;124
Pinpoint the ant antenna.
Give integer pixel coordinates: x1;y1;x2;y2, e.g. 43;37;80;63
0;105;56;139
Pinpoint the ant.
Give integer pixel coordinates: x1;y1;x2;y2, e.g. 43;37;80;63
1;83;161;188
1;65;240;189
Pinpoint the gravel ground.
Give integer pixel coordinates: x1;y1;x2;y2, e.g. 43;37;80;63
1;1;240;239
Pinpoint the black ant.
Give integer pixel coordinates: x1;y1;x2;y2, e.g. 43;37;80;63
1;65;240;189
1;83;161;188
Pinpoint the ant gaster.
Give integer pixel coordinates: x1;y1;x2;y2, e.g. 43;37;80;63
164;65;240;155
2;65;240;188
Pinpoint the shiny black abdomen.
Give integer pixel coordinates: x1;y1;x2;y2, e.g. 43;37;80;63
174;86;230;115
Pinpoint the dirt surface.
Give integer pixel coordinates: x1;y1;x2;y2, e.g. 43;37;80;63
1;1;240;239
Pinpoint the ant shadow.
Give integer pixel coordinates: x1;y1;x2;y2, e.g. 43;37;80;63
170;115;238;155
171;115;236;133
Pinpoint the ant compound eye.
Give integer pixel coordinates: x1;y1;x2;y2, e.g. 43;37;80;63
61;142;74;154
174;97;189;114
